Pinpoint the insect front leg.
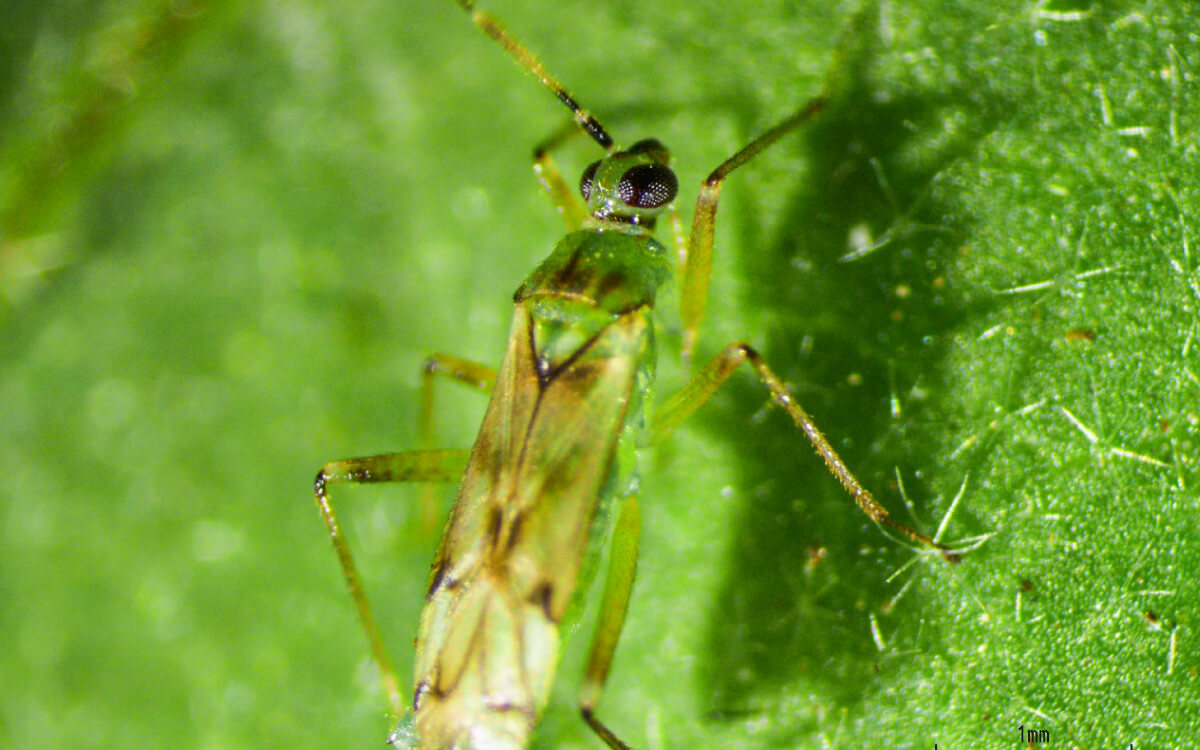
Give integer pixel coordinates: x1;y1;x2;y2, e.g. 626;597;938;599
448;0;617;229
649;344;958;560
314;448;472;719
580;494;641;750
680;97;825;360
532;120;590;230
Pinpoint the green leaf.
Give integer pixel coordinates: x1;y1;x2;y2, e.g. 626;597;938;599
1;0;1195;747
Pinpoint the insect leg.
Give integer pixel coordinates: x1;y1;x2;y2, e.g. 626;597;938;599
533;120;590;230
314;449;473;719
418;354;496;528
665;204;688;279
580;495;641;750
680;97;825;360
420;354;496;450
650;344;958;561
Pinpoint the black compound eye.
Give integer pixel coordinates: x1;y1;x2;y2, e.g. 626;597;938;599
579;161;600;200
616;163;678;209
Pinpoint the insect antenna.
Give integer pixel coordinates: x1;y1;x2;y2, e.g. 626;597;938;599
451;0;616;153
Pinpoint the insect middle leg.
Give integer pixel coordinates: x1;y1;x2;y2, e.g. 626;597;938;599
419;353;497;447
669;93;955;557
649;344;956;558
416;353;497;528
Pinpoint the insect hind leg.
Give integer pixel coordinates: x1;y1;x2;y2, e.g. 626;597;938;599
314;449;472;720
579;494;642;750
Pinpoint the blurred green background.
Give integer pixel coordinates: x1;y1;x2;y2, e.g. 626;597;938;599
1;0;1196;747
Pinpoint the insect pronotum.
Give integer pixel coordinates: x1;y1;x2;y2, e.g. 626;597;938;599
314;2;957;748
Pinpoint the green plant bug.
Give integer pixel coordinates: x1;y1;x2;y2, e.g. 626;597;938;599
314;2;958;748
